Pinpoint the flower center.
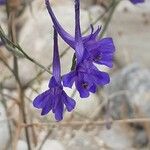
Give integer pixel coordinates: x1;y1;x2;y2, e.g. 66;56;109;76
82;82;89;89
93;55;102;62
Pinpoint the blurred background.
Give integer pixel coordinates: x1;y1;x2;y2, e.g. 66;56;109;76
0;0;150;149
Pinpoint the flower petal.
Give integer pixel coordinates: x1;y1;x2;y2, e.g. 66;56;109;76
62;71;76;88
83;26;101;43
94;53;114;68
49;76;59;88
99;38;115;53
62;91;76;112
41;98;53;115
54;99;64;121
33;90;50;109
45;0;75;48
89;84;97;93
53;28;61;83
91;70;110;86
75;77;90;98
86;37;115;53
75;41;85;63
75;0;84;63
90;26;101;40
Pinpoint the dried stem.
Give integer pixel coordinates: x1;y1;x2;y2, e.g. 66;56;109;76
21;118;150;128
5;1;32;149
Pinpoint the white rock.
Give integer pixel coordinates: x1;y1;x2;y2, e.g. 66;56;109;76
41;140;65;150
0;102;9;149
63;85;102;118
67;131;100;150
117;0;150;12
99;124;132;149
109;6;150;67
80;0;95;8
2;58;39;89
17;140;28;150
74;91;101;118
88;5;104;24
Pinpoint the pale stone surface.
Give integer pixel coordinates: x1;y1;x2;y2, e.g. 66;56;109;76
99;124;133;149
104;64;150;118
104;64;150;148
88;5;104;23
0;102;9;150
109;1;150;68
17;140;28;150
80;0;95;8
41;140;65;150
2;58;39;89
74;90;102;118
67;131;100;150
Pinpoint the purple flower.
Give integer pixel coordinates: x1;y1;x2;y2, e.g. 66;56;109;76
45;0;115;66
0;0;5;5
45;0;115;98
63;60;110;98
33;29;76;121
130;0;145;4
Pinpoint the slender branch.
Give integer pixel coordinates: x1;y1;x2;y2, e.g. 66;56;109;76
0;57;15;76
24;46;70;88
21;118;150;128
0;89;13;150
5;1;32;149
0;26;52;75
19;89;32;150
37;128;53;150
100;0;120;38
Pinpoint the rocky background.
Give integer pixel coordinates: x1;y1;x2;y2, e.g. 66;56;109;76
0;0;150;149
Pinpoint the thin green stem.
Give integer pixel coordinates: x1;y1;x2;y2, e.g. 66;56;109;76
0;26;52;75
100;1;120;38
5;2;32;149
71;53;76;71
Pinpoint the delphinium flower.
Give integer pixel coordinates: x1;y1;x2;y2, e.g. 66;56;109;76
33;28;76;121
45;0;115;98
0;0;5;5
130;0;145;4
62;59;110;98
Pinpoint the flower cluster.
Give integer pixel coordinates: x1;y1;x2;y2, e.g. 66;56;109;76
45;0;115;98
33;0;145;121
